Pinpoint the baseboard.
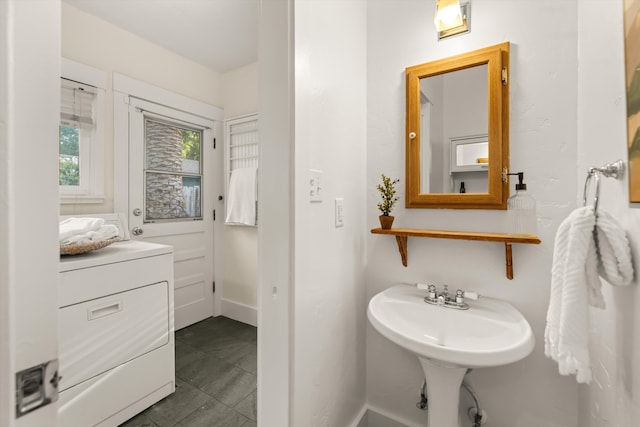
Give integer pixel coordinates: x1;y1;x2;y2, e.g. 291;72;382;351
348;404;369;427
352;404;424;427
221;298;257;327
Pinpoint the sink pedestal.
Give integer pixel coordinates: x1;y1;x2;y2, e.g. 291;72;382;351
418;357;467;427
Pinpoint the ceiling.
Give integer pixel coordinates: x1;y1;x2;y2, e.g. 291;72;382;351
64;0;259;74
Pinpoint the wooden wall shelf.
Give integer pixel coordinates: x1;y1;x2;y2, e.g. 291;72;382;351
371;228;541;280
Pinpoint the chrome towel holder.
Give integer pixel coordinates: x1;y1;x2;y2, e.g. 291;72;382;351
582;159;625;212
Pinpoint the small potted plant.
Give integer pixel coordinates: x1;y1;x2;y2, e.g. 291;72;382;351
377;174;400;229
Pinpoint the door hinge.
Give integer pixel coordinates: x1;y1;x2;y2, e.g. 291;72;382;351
213;137;217;149
213;281;216;293
213;209;216;221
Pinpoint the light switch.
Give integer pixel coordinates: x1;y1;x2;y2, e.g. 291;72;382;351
335;198;344;227
309;169;323;203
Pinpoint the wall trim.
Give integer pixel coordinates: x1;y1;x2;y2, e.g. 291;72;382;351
348;404;369;427
221;298;257;327
351;404;427;427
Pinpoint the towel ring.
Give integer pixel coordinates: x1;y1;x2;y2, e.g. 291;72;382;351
582;159;625;214
582;171;601;212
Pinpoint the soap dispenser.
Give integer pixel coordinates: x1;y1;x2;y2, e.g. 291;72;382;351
507;172;537;235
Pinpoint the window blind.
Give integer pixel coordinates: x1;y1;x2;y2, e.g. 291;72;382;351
60;78;96;129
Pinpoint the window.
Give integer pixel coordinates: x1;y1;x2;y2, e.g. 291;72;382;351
59;59;105;203
224;114;259;226
144;117;203;222
59;79;94;189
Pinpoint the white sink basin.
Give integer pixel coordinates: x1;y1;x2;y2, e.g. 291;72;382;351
367;284;534;368
369;284;536;426
367;285;535;427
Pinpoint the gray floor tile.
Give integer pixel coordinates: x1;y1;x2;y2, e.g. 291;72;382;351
119;412;158;427
233;390;257;421
208;341;256;366
175;340;207;373
120;316;257;427
176;351;236;387
145;379;211;427
177;316;256;346
199;367;256;407
235;345;257;374
175;398;249;427
201;334;252;356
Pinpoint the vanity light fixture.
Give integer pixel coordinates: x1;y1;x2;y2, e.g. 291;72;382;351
434;0;470;40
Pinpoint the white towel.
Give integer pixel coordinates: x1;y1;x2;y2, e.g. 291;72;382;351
59;217;104;242
225;168;257;226
545;205;635;384
545;206;599;384
60;224;119;246
594;210;634;287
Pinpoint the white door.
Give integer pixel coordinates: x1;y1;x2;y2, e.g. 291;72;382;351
128;98;217;330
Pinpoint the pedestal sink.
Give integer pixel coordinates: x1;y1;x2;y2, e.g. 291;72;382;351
367;284;534;427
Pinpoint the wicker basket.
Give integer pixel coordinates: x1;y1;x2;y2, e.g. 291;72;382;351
60;237;118;256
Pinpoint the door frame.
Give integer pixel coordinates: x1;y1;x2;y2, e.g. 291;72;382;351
1;1;61;426
113;74;224;318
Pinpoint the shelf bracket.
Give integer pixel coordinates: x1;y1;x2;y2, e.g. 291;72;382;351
505;242;513;280
395;235;408;267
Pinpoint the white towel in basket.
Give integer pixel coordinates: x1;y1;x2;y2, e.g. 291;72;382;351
59;217;119;245
59;217;104;242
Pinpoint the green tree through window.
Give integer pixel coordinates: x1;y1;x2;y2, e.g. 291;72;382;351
182;129;200;161
59;125;80;186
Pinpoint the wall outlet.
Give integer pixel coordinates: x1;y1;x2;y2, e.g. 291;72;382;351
335;198;344;227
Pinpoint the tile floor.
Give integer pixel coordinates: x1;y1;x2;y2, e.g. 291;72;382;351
120;316;257;427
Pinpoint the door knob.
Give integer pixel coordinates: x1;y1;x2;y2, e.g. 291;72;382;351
131;227;143;236
132;208;142;216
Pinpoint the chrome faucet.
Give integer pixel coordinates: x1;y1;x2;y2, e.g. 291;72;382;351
417;283;479;310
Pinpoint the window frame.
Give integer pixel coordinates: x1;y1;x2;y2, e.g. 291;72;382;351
142;113;205;223
59;58;106;204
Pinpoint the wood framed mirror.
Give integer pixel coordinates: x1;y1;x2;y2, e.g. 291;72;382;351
405;42;510;209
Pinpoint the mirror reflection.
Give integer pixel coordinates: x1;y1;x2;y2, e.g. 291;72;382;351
420;65;488;194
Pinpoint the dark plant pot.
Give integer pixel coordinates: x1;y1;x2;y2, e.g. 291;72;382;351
379;215;394;230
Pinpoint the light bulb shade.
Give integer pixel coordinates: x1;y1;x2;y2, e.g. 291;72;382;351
434;0;463;32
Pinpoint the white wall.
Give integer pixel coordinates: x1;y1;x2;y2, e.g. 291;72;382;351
222;62;258;119
221;62;259;318
577;1;640;425
367;1;579;426
60;2;222;215
293;0;368;426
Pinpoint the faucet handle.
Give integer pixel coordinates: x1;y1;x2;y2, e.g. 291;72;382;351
416;283;438;301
